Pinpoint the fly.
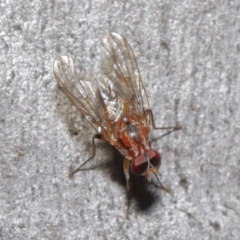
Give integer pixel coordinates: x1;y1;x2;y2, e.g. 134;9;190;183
53;32;181;211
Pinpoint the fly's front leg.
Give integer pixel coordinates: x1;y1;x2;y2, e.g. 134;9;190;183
68;133;102;178
123;159;130;191
123;159;131;219
146;109;182;131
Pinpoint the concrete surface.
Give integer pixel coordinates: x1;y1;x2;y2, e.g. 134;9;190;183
1;1;240;239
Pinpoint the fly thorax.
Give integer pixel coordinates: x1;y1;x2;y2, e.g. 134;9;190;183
126;124;140;143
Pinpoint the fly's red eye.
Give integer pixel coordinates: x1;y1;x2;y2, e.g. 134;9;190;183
146;150;161;169
130;150;161;175
130;155;148;175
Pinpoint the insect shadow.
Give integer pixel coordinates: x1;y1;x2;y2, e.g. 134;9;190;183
76;142;163;213
108;145;161;212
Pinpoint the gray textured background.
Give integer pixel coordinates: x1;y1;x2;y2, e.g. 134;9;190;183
1;1;240;239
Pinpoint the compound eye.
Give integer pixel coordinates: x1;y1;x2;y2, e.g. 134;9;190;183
146;150;161;169
130;155;148;175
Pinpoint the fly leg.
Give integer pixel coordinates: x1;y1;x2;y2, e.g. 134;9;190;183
146;108;181;191
123;159;131;219
68;133;102;178
146;109;182;131
153;172;171;193
123;159;131;191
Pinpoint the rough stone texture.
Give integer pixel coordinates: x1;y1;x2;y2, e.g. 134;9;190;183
1;1;240;239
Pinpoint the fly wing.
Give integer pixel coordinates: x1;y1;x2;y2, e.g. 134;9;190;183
100;32;150;119
53;56;109;132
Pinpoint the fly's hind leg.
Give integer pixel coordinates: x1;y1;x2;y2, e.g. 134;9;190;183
68;133;102;178
123;159;131;219
146;109;182;131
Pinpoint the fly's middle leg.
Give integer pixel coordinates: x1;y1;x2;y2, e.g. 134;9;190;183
68;133;102;178
146;109;182;131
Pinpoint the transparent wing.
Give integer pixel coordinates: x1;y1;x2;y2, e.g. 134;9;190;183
53;56;109;132
100;32;150;118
